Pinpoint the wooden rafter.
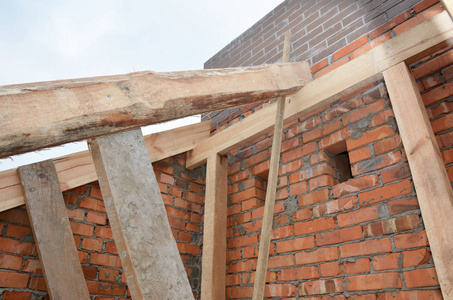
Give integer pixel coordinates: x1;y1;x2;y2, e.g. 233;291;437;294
0;120;210;213
18;160;90;300
383;62;453;299
0;62;311;158
186;10;453;169
90;129;194;299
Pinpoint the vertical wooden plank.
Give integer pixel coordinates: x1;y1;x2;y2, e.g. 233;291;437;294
200;153;228;300
442;0;453;19
252;31;292;300
89;129;194;300
383;62;453;299
18;160;90;300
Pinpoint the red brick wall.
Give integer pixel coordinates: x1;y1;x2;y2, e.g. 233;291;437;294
0;154;205;299
206;0;451;298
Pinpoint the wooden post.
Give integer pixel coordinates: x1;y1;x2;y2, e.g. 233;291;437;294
200;153;228;300
89;129;194;300
442;0;453;19
18;160;90;300
252;31;292;300
383;62;453;299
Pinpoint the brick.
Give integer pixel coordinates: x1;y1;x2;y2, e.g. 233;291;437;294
2;291;33;300
0;209;30;226
264;283;297;297
320;261;342;277
6;224;32;239
0;253;22;271
90;253;122;268
388;197;419;216
323;98;364;122
309;175;337;191
0;237;36;256
289;163;335;184
349;146;372;164
294;217;335;236
343;99;387;126
378;290;443;300
403;248;431;268
381;163;411;184
370;108;395;127
177;243;200;255
404;268;439;287
278;265;319;281
372;253;400;271
358;180;412;206
228;260;255;273
352;151;402;176
99;268;120;282
299;278;343;295
344;257;370;274
346;125;395;151
79;197;106;212
374;135;402;155
227;286;253;299
315;57;350;79
316;225;363;246
82;237;103;251
286;117;321;138
82;265;97;279
228;235;258;249
422;81;453;106
292;208;312;222
303;120;342;143
295;247;338;265
268;254;294;269
96;227;113;239
289;182;308;197
67;208;85;221
431;113;453;134
340;238;392;258
276;236;315;253
332;174;379;198
364;214;419;237
0;271;29;288
394;230;429;250
28;276;46;291
337;205;381;227
313;196;357;217
346;273;401;291
318;128;351;153
23;259;42;273
86;211;107;225
86;281;126;296
271;225;294;240
298;188;331;207
332;35;368;62
70;221;94;236
311;58;329;74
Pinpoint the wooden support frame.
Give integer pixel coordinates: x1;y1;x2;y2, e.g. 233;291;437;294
186;10;453;169
0;120;210;212
201;153;228;300
0;62;311;158
383;62;453;299
18;160;90;300
90;129;194;299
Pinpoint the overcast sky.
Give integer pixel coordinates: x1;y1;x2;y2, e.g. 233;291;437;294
0;0;282;171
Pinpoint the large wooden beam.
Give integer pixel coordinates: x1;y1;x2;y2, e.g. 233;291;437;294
186;10;453;169
201;153;228;300
0;120;209;213
18;160;90;300
0;63;311;158
89;129;194;299
383;62;453;299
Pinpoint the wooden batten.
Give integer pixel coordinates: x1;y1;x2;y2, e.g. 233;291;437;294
0;62;311;158
201;153;228;300
0;120;210;213
18;160;90;300
186;10;453;169
89;129;194;299
383;62;453;299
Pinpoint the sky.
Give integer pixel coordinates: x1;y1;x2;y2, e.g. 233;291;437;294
0;0;282;171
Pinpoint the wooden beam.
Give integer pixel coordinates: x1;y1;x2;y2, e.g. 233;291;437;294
186;10;453;169
442;0;453;19
18;160;90;300
253;31;291;300
89;129;194;299
0;120;210;213
383;62;453;299
200;153;228;300
0;63;311;158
